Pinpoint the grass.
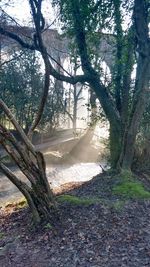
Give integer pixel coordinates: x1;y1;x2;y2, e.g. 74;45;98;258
113;173;150;199
57;194;102;206
44;223;52;229
112;200;126;211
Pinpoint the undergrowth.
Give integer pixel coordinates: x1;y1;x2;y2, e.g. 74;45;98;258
113;170;150;199
57;195;102;205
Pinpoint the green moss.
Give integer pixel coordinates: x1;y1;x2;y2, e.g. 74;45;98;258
5;198;27;209
0;233;4;239
57;195;102;206
120;169;133;181
113;180;150;199
44;223;52;229
112;200;126;211
1;154;14;164
16;199;27;209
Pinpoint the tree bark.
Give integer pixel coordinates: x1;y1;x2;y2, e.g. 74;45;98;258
120;0;150;170
0;102;57;225
109;123;122;168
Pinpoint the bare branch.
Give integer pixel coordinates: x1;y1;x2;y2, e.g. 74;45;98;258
27;55;50;137
76;84;84;99
0;26;36;50
0;99;36;155
0;51;25;67
0;26;87;84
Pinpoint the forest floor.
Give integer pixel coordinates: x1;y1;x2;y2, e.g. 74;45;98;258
1;171;150;267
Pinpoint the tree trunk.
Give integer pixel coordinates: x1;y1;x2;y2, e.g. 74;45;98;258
121;132;135;170
0;100;57;225
73;99;77;133
29;176;57;224
109;123;122;169
0;140;57;224
72;82;79;134
89;88;97;124
120;56;150;169
0;161;56;224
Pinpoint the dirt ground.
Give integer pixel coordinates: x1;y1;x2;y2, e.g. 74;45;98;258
1;173;150;267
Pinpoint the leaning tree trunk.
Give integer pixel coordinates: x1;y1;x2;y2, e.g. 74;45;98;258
0;154;56;224
0;100;57;225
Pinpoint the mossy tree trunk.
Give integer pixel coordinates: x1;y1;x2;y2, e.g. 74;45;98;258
0;100;57;225
109;124;122;169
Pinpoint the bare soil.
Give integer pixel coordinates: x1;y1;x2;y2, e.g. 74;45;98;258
1;173;150;267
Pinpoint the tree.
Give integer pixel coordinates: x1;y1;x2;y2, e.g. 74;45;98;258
0;3;60;224
0;0;149;173
0;49;63;133
0;50;64;224
62;66;85;132
0;100;57;224
52;0;150;169
0;50;43;130
134;95;150;167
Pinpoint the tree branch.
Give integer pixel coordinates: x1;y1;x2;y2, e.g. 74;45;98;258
0;26;87;84
0;51;25;67
0;161;32;194
0;26;36;50
0;99;36;155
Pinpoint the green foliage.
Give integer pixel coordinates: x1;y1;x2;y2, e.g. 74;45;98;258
57;194;102;205
120;169;133;181
52;0;114;65
44;223;52;229
0;49;63;131
112;169;150;199
53;0;114;33
0;233;4;239
112;200;126;211
1;50;43;128
113;180;150;199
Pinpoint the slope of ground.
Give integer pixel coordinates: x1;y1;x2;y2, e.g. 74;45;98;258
1;172;150;267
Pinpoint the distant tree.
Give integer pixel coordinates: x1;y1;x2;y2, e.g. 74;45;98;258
0;49;63;133
1;50;42;129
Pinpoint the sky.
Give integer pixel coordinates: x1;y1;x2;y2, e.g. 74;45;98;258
1;0;134;32
1;0;58;28
1;0;31;23
0;0;137;80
